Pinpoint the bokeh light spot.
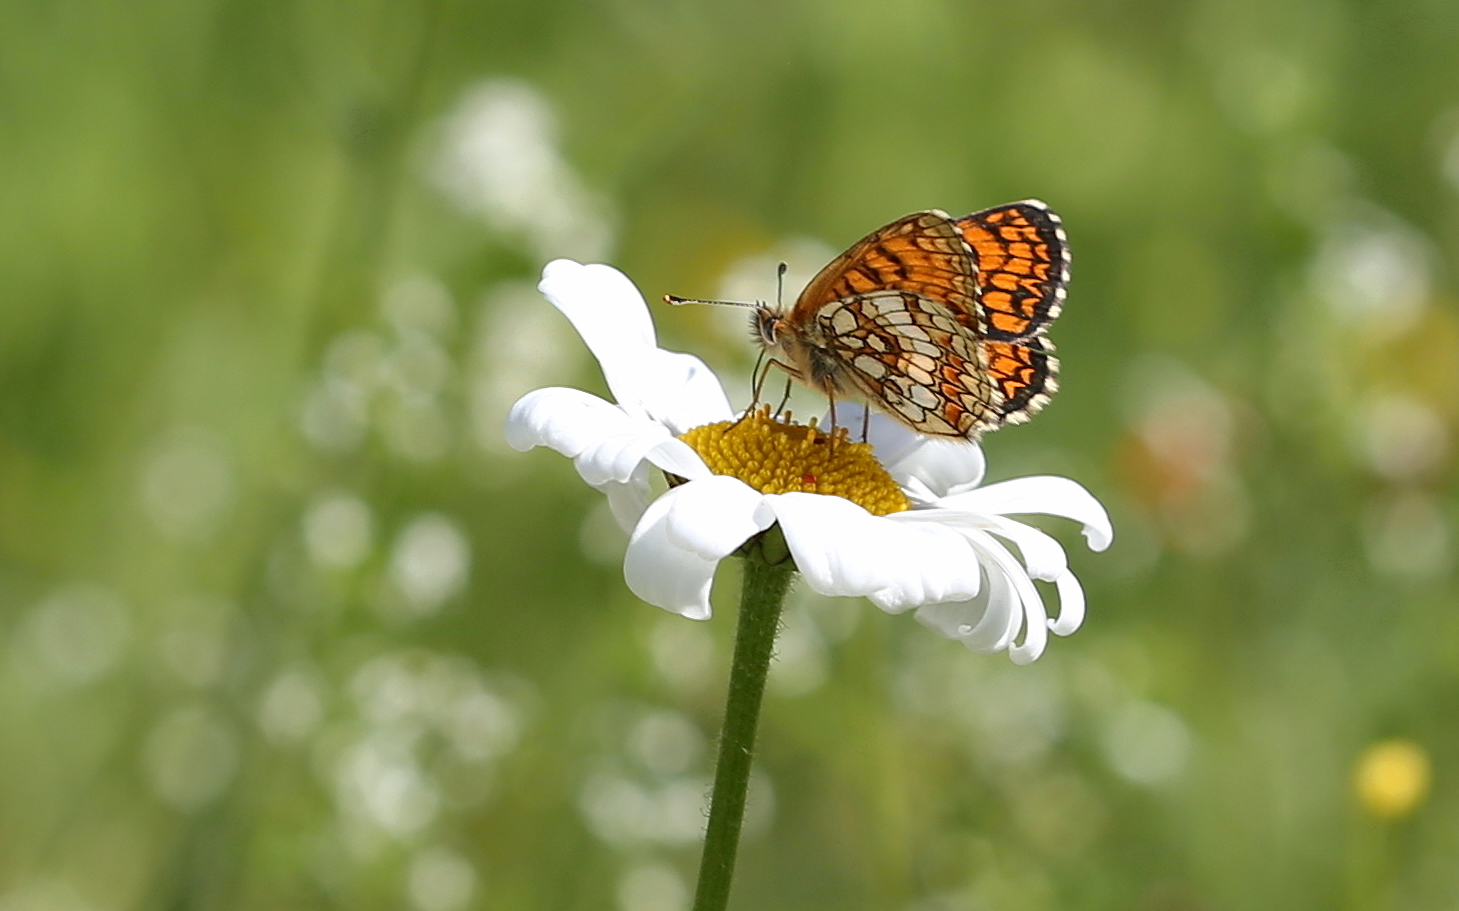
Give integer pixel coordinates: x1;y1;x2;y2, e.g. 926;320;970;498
1355;739;1430;820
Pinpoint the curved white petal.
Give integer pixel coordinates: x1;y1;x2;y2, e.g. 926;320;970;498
870;518;984;612
914;594;988;640
766;493;901;597
539;260;733;432
505;387;637;457
575;426;678;487
939;475;1114;552
662;476;773;560
914;562;1021;653
623;484;732;620
643;437;714;481
965;529;1050;664
634;349;735;434
975;516;1069;582
600;468;653;533
539;259;658;373
888;438;987;499
1050;570;1086;636
573;425;714;489
963;565;1020;652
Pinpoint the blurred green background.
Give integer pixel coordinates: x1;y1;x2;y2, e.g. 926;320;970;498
2;0;1458;908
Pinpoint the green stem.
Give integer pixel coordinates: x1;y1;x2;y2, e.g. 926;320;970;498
692;534;795;911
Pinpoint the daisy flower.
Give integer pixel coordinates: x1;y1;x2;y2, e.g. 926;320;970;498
505;259;1112;664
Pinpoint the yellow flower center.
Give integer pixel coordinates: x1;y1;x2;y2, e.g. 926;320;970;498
677;407;910;516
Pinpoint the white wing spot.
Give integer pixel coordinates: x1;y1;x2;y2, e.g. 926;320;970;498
903;353;936;375
909;385;939;408
854;356;887;378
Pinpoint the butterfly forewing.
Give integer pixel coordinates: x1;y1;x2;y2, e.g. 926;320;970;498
793;212;979;322
953;200;1069;342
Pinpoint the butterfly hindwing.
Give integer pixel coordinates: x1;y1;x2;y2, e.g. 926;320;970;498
816;290;1000;437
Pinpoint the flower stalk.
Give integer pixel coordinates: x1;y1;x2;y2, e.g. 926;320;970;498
692;535;795;911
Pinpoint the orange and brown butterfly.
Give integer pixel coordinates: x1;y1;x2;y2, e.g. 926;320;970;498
667;200;1069;441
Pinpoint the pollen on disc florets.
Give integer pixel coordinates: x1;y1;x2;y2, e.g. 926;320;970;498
677;406;910;516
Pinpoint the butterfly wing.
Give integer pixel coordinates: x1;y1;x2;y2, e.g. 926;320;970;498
792;211;980;322
953;199;1069;341
813;290;988;437
816;290;1059;437
981;336;1059;426
791;204;1064;436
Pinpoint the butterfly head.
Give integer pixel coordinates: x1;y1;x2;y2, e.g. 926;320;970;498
751;306;785;349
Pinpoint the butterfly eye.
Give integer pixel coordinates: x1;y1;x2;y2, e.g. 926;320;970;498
751;311;780;345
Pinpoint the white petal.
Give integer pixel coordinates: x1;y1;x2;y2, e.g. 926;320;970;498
869;518;984;612
575;427;676;486
643;437;714;481
974;515;1070;582
505;387;637;456
538;261;734;431
939;475;1114;552
662;476;773;560
861;523;929;612
914;566;1020;653
634;350;735;434
914;595;987;640
964;564;1021;652
600;466;653;533
1050;570;1086;636
965;529;1050;664
888;438;987;498
539;259;658;369
765;493;901;597
623;485;730;620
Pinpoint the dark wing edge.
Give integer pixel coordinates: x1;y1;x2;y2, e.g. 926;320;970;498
982;336;1060;428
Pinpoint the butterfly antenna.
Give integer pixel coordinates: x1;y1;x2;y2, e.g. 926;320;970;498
663;294;761;310
775;261;788;308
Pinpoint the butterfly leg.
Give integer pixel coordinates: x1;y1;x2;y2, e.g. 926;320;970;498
740;357;802;427
773;376;793;420
860;403;871;443
730;349;771;428
825;386;839;452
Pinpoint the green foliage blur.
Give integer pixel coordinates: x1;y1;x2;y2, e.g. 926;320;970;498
2;0;1458;908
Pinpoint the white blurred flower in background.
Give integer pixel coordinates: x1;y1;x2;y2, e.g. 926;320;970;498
434;79;612;263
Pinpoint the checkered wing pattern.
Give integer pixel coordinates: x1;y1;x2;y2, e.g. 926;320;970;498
954;200;1069;341
816;288;1059;436
816;290;997;436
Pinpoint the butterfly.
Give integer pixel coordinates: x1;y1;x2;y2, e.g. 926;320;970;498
668;200;1069;441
